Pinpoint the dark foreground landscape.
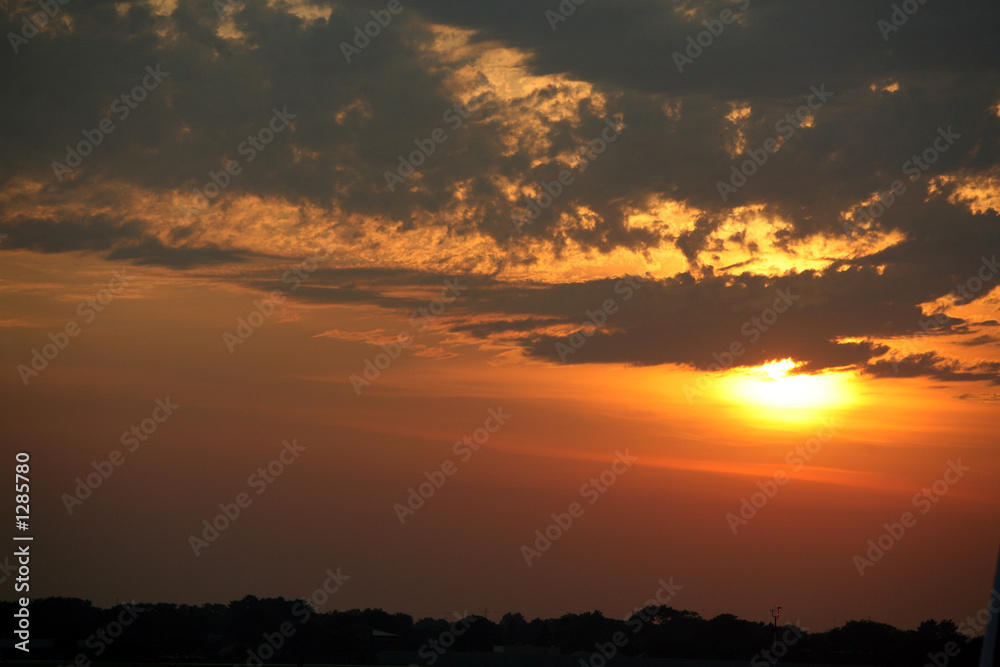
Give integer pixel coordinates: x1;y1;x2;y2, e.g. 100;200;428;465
2;597;996;667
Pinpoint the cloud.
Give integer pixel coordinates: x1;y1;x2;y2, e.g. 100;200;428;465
221;261;991;382
0;214;145;254
864;352;1000;384
4;0;998;258
955;392;1000;402
955;334;999;347
1;0;998;385
105;237;250;268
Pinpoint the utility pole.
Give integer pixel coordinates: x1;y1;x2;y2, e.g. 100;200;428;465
770;606;781;646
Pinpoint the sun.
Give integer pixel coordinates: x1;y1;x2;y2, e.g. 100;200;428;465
720;359;855;418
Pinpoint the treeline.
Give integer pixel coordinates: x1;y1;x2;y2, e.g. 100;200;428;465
0;596;989;667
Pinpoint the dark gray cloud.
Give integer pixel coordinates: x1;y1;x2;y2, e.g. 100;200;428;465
955;334;999;347
864;352;1000;384
105;237;250;267
0;214;145;253
230;257;996;382
0;214;254;267
2;0;997;254
955;391;1000;402
2;0;998;382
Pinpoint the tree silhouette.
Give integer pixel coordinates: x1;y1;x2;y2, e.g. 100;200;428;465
5;595;992;667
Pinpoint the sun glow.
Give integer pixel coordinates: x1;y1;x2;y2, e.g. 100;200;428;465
722;359;855;417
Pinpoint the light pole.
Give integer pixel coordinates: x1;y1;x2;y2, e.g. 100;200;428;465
770;606;781;646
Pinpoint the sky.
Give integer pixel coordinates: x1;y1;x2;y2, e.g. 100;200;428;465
1;0;999;634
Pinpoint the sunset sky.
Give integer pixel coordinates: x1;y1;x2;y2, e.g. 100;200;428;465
1;0;999;633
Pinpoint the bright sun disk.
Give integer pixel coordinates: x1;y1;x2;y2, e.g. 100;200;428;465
721;359;854;417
